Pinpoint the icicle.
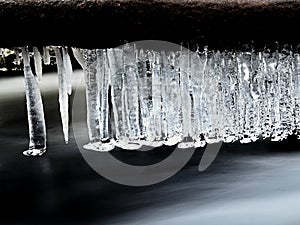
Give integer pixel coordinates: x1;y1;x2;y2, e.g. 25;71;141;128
294;53;300;138
178;49;194;148
14;48;21;65
150;51;164;147
264;51;282;141
96;49;115;151
33;47;43;80
22;47;47;156
190;51;206;147
82;49;103;150
73;49;100;150
237;51;260;143
72;48;85;69
201;50;219;144
62;47;73;95
137;49;156;146
160;51;170;143
43;46;51;65
276;49;295;140
54;47;69;144
107;48;127;147
121;44;141;149
259;52;272;139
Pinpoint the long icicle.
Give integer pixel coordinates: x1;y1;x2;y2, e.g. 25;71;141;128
107;48;125;147
54;47;69;144
73;49;108;151
83;50;102;150
22;47;47;156
150;51;164;147
96;49;115;151
122;44;141;149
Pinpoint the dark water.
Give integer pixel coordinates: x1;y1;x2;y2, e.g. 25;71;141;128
1;72;300;225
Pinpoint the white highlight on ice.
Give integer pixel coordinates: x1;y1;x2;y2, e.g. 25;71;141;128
62;47;73;95
43;46;51;65
33;47;43;80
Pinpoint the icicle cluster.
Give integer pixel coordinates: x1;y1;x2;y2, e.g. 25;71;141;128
3;44;300;155
17;46;73;156
74;45;300;151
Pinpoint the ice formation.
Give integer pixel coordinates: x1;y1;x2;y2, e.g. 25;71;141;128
5;44;300;155
62;47;73;95
21;47;47;156
54;47;73;144
43;46;51;65
14;48;21;65
33;47;42;80
75;45;300;151
74;49;114;151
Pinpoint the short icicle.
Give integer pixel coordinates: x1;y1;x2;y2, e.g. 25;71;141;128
62;47;73;95
33;47;43;80
14;48;21;65
43;46;51;65
22;47;47;156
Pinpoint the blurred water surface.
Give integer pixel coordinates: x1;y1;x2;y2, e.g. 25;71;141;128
1;71;300;225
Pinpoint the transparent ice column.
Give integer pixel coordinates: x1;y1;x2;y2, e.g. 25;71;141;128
136;49;152;145
149;51;164;147
107;48;124;145
120;44;141;149
22;47;47;156
178;49;194;148
74;49;114;151
95;49;114;151
190;51;206;147
160;51;182;146
82;50;102;150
